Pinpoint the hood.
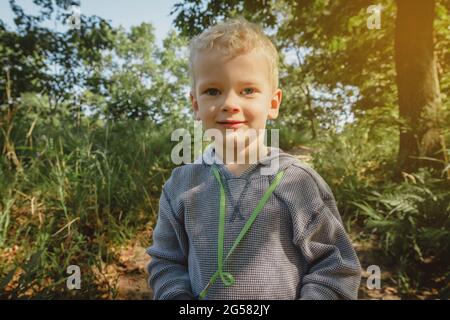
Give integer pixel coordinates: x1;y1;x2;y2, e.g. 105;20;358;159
193;143;299;176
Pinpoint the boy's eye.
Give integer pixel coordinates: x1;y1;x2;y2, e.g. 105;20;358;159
204;88;221;96
242;88;255;95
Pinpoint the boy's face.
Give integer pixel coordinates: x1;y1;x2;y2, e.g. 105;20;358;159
190;49;282;144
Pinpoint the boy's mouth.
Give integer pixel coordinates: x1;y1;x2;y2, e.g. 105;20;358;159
216;120;247;129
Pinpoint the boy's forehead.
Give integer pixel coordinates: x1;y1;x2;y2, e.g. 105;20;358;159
192;49;271;84
194;48;263;67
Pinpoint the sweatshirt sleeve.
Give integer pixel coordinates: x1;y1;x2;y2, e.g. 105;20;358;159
288;165;362;300
146;185;195;300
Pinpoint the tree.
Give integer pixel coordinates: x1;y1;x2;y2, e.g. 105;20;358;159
395;0;446;174
0;0;114;169
0;0;115;110
83;24;190;122
170;0;450;175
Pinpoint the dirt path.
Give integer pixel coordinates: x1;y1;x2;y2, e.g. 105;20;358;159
105;225;153;300
352;234;401;300
115;241;152;299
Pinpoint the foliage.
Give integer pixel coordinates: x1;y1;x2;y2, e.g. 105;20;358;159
350;167;450;297
0;95;179;297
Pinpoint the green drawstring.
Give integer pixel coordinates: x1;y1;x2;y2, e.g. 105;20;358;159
198;166;285;299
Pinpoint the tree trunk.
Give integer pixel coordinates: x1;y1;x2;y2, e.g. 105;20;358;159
394;0;445;176
304;85;317;139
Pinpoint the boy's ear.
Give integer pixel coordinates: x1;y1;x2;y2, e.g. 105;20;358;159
190;91;201;121
268;88;282;120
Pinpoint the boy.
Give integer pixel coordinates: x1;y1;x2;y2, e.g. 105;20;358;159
147;18;361;300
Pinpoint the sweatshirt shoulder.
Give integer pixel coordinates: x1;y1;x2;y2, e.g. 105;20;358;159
162;163;210;197
282;161;335;201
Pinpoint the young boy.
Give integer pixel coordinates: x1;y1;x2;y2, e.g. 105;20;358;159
147;18;361;300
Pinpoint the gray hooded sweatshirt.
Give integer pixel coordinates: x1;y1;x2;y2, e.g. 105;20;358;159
147;145;361;300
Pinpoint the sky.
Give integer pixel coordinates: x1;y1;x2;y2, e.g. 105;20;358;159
0;0;180;44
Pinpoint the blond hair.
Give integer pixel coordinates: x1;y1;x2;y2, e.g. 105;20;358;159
189;17;279;92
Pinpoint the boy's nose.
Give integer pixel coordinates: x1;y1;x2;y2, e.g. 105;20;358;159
221;104;240;113
221;93;241;113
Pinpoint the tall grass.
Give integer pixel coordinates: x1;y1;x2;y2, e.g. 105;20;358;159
0;112;180;298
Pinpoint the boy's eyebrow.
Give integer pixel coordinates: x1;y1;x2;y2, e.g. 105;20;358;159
197;80;224;91
198;79;264;88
